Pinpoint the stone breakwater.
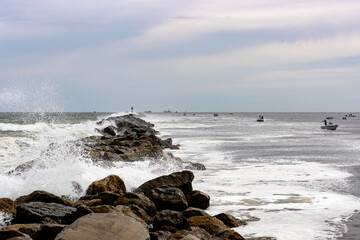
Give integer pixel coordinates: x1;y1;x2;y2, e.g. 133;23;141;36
0;115;253;240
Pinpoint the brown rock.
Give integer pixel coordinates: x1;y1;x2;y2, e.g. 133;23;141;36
15;190;74;207
188;216;229;235
36;224;67;240
183;207;210;218
148;187;188;211
186;191;210;210
0;229;31;240
0;198;17;215
128;204;153;224
135;171;194;196
153;210;189;231
89;205;146;227
114;192;157;217
211;229;245;240
86;175;126;196
149;230;172;240
213;213;247;228
0;223;42;239
55;213;150;240
75;199;103;207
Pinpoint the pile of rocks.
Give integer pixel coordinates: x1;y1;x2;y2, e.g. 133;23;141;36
0;171;246;240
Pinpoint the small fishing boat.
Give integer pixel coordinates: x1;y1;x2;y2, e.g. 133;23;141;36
214;113;218;117
321;120;338;130
326;116;333;119
346;113;356;117
257;115;264;122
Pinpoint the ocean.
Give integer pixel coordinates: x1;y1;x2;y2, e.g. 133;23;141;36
0;112;359;239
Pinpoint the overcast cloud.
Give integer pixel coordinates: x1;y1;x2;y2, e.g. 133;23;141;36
0;0;359;112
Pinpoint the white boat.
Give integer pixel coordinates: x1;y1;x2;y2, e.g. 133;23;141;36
346;113;356;117
321;121;338;130
257;115;264;122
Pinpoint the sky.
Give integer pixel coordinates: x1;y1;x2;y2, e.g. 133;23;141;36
0;0;360;112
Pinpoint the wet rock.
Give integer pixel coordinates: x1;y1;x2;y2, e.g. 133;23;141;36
13;202;92;225
150;230;172;240
0;198;17;215
15;191;74;207
211;229;245;240
114;192;157;217
213;213;247;228
182;207;210;218
187;216;229;235
153;210;189;231
128;204;153;224
135;171;194;196
186;191;210;210
0;224;41;239
96;191;121;205
0;228;31;240
184;162;206;171
90;205;147;227
86;175;126;196
55;213;150;240
148;187;188;211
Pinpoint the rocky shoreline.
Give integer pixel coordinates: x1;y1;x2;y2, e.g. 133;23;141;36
0;114;258;240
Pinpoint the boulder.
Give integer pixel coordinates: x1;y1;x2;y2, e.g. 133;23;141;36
182;207;210;218
184;162;206;171
148;187;188;211
114;192;157;217
75;199;103;207
153;210;189;231
36;224;67;240
96;191;121;205
89;205;146;227
135;171;194;196
128;204;153;224
55;213;150;240
15;191;74;207
213;213;247;228
186;191;210;210
187;216;229;235
211;229;245;240
0;224;41;239
13;202;92;225
0;198;17;215
0;229;31;240
85;175;126;196
149;230;172;240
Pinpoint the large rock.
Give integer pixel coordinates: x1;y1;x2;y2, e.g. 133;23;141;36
213;213;247;228
15;191;74;207
148;187;188;211
89;205;147;227
0;224;41;239
187;216;229;235
13;202;92;225
128;204;153;224
186;190;210;210
114;192;157;217
153;210;189;231
55;213;150;240
86;175;126;196
135;171;194;196
211;229;245;240
182;207;210;219
0;198;17;215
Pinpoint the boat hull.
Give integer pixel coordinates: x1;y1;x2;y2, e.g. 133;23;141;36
321;125;338;130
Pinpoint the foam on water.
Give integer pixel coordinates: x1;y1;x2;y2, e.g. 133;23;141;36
143;113;360;239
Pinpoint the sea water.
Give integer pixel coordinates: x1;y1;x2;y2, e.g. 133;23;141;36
0;112;360;239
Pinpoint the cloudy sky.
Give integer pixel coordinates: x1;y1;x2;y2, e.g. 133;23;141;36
0;0;359;112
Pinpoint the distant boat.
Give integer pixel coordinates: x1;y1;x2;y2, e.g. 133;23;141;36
144;111;152;113
257;115;264;122
321;119;338;130
346;113;356;117
342;116;347;120
164;110;172;113
326;116;333;119
214;113;218;117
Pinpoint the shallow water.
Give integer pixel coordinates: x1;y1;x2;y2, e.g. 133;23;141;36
1;112;360;239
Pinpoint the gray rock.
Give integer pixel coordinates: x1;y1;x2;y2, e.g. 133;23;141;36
148;187;188;211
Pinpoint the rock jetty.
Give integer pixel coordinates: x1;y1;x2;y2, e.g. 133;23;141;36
1;114;250;239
